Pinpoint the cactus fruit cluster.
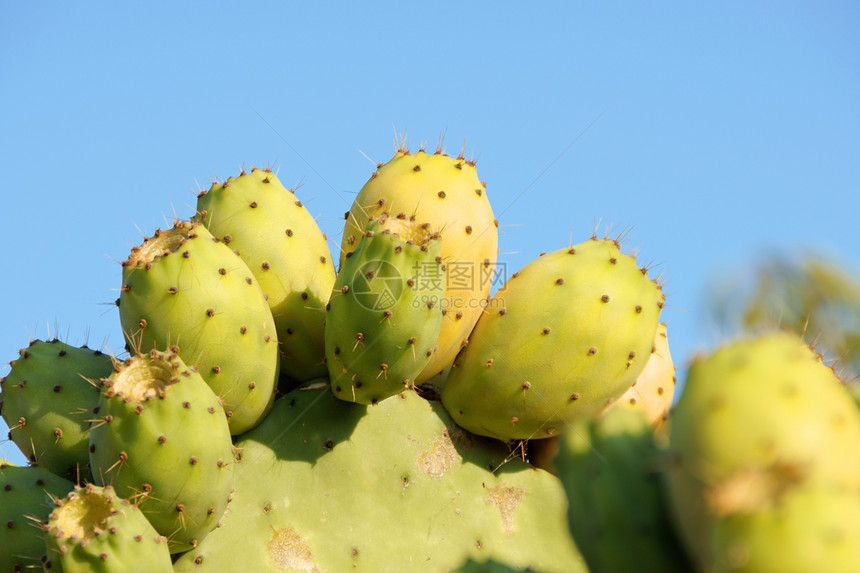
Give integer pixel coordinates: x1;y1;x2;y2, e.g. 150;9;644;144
2;138;857;571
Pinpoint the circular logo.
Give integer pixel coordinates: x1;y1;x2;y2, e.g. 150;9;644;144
352;260;404;310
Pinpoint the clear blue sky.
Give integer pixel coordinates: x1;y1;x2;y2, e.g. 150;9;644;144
2;3;858;465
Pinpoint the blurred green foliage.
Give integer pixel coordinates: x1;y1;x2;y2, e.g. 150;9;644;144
708;253;860;381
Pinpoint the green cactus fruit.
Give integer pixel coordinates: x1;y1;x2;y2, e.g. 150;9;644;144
173;382;587;573
555;407;693;572
325;214;445;405
665;332;860;571
42;483;173;572
0;461;74;572
605;321;676;433
87;349;233;553
340;147;498;384
0;339;112;481
442;237;664;441
118;220;279;435
195;168;336;386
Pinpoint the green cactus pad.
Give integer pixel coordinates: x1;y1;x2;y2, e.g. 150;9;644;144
326;215;445;404
340;148;498;384
173;383;586;573
118;220;279;435
88;350;234;553
196;168;336;385
556;407;693;572
665;332;860;571
0;461;74;572
0;339;112;481
442;237;663;441
43;483;173;572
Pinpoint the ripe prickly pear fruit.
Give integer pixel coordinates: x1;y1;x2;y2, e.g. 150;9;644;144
118;220;279;435
0;461;74;572
88;349;233;553
325;214;445;404
555;407;693;572
442;237;663;441
665;332;860;571
0;339;112;481
173;382;587;573
42;483;173;572
604;322;676;432
196;168;336;385
340;146;498;384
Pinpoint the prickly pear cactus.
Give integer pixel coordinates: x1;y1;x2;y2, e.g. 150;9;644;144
173;383;587;573
340;146;498;384
605;322;676;432
442;237;663;441
88;350;234;553
196;168;336;385
118;220;279;435
0;461;74;572
556;407;693;572
42;483;173;572
665;332;860;571
325;215;445;404
0;339;112;481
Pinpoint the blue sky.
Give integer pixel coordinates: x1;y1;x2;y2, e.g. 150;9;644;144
2;3;858;465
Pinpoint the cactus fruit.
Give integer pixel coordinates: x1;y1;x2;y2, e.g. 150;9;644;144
0;339;112;481
665;332;860;571
118;220;279;435
605;322;676;432
325;214;445;404
530;323;675;475
555;407;693;572
0;461;74;572
441;237;663;441
339;147;498;384
195;168;336;385
42;483;173;572
87;350;233;553
173;382;587;573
